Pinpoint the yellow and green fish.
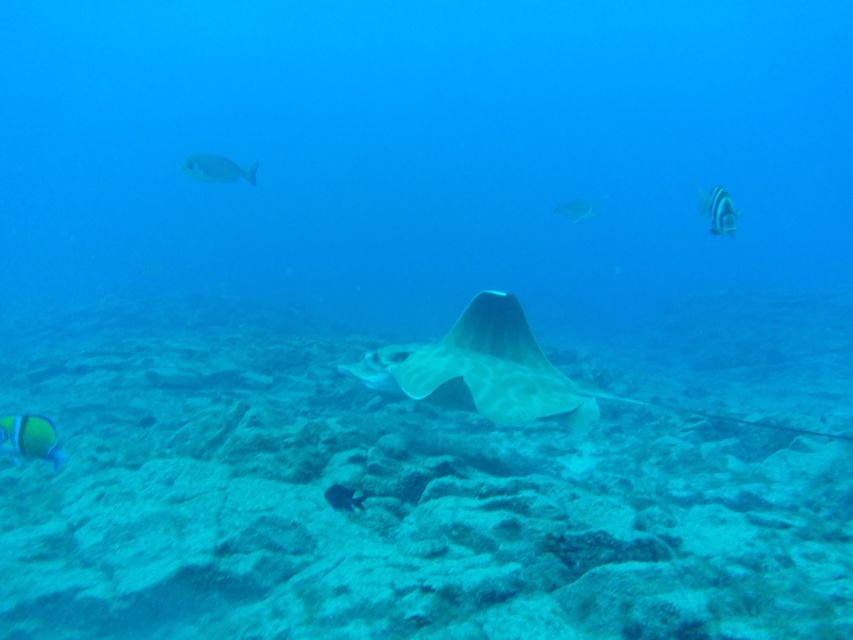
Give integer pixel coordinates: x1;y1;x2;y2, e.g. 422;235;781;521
0;415;66;470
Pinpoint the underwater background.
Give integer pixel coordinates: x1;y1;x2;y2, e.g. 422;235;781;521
4;0;853;337
2;2;852;639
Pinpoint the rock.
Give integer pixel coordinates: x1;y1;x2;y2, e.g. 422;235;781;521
566;494;638;538
677;504;762;558
480;594;581;639
145;368;203;389
374;433;410;460
543;529;673;581
554;563;711;639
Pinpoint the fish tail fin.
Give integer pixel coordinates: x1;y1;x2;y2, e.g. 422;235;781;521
353;495;367;511
51;449;67;471
244;161;259;186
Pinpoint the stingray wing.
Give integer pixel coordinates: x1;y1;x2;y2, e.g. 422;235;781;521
389;344;589;423
393;292;597;424
340;291;599;426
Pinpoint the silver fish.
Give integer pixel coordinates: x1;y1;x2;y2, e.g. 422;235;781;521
183;154;258;185
554;199;598;222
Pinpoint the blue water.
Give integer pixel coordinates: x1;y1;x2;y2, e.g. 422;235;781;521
3;1;851;337
2;3;853;638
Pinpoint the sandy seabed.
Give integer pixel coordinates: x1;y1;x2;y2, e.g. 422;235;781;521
1;292;851;640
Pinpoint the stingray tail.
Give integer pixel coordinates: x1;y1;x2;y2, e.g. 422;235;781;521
577;387;853;442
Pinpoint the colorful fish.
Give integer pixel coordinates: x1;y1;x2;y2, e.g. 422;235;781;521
0;415;66;470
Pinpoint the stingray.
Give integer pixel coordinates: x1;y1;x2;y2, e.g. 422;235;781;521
338;290;600;427
339;291;853;443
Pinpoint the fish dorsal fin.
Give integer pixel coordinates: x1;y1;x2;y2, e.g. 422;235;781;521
441;291;557;373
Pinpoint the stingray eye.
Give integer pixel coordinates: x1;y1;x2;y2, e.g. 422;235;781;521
187;161;194;169
389;351;410;363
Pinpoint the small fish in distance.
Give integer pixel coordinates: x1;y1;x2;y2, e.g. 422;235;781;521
183;153;259;185
700;185;739;236
324;484;366;511
554;199;598;222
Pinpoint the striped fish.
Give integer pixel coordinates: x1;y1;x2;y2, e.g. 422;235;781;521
701;185;738;236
